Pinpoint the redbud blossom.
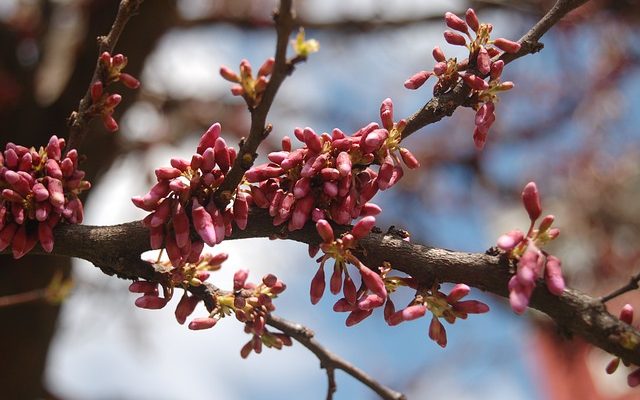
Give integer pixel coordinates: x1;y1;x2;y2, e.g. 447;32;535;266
522;182;542;221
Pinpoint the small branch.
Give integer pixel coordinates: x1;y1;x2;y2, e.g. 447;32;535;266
600;271;640;303
213;0;296;208
66;0;144;151
0;289;46;308
401;0;591;140
267;315;406;400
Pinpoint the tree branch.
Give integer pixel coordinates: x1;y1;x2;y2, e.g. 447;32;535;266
66;0;144;151
267;315;406;400
402;0;591;140
6;207;640;367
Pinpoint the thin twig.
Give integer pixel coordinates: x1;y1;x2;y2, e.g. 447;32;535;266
213;0;296;208
0;289;46;308
66;0;144;151
267;315;406;400
401;0;591;140
600;271;640;303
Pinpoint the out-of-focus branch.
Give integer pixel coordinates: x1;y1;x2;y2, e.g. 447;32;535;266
267;315;406;400
601;271;640;303
66;0;144;151
402;0;591;140
6;207;640;367
213;0;297;207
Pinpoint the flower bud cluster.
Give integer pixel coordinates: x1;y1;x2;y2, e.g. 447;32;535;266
605;304;640;387
90;52;140;132
130;254;291;357
0;136;90;258
404;8;519;150
132;122;244;267
386;282;489;348
496;182;564;314
220;58;275;108
245;97;418;234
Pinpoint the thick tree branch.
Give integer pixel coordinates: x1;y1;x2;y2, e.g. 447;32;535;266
67;0;144;151
402;0;590;140
7;207;640;367
267;315;406;400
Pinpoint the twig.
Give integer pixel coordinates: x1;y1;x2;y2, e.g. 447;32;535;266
213;0;296;208
66;0;144;151
0;289;46;308
401;0;591;140
267;315;406;400
600;271;640;303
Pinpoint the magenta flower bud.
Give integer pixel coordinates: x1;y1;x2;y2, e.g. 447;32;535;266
268;189;285;218
620;304;634;325
320;168;340;182
90;80;103;103
44;158;62;180
173;204;191;248
129;281;159;295
403;70;433;91
175;294;199;325
401;304;427;321
149;225;164;249
46;178;65;210
379;98;394;130
508;277;530;314
316;219;334;243
322;181;338;198
197;122;221;155
329;265;343;295
497;229;524;251
170;157;191;171
547;228;560;239
119;73;140;89
477;47;491;75
357;294;385;311
606;358;621;374
245;164;284;182
343;274;357;305
359;266;386;299
104;94;121;109
538;215;554;232
345;309;373;327
37;222;54;253
258;57;275;77
303;127;323;154
214;137;230;172
472;127;487;150
352;216;375;239
429;317;447;347
233;192;249;230
493;38;521;54
445;12;469;34
188;317;217;330
399;148;420;169
134;295;168;310
192;201;217;246
359;203;382;217
155;166;182;180
377;158;395;191
544;255;564;295
465;8;479;32
220;65;239;82
454;300;490;314
211;207;226;244
447;284;470;303
490;60;504;80
461;73;489;91
310;265;326;305
260;273;277;288
0;223;18;251
333;298;357;313
522;182;542;221
150;199;171;227
234;269;249;291
1;189;23;203
432;46;446;62
628;369;640;387
289;195;314;230
444;30;467;46
335;151;352;177
267;151;289;165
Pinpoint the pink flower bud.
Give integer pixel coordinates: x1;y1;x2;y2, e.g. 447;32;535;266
490;60;504;80
220;65;239;82
316;219;334;243
432;46;446;62
258;57;275;77
538;215;554;232
399;148;420;169
38;222;54;253
359;265;387;299
233;192;249;230
403;70;432;91
234;269;249;291
447;284;470;303
465;8;480;32
310;265;326;305
352;216;375;239
345;309;373;327
188;317;217;330
303;127;323;154
90;81;103;103
379;98;394;130
214;137;230;172
343;275;357;304
192;201;217;246
129;281;159;294
197;122;221;154
477;47;490;75
461;73;489;91
119;73;140;89
472;127;487;150
429;317;447;347
606;357;620;374
445;12;469;34
453;300;489;314
508;276;530;314
444;30;467;46
173;204;191;248
628;368;640;387
522;181;542;221
544;255;564;295
333;298;357;312
493;38;521;54
0;223;18;251
357;294;385;310
175;294;199;325
134;295;168;309
329;265;343;295
496;230;524;251
620;304;634;325
150;199;171;227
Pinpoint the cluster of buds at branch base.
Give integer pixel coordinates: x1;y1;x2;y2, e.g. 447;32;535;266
606;304;640;387
244;97;418;233
129;253;291;358
132;123;246;268
385;282;489;348
89;52;140;132
0;136;90;258
312;218;389;326
404;8;519;150
220;58;274;108
496;182;564;314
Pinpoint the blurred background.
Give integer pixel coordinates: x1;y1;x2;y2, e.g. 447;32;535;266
1;0;640;399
